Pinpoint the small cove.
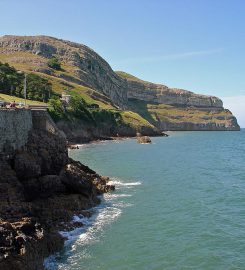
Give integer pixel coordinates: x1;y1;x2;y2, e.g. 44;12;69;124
46;131;245;270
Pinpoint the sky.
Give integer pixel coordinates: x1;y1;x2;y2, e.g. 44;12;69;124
1;0;245;126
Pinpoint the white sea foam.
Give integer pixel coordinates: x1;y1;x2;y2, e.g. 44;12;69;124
44;177;141;269
76;206;122;245
104;193;132;199
108;178;142;187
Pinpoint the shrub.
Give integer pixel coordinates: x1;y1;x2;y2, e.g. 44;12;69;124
48;98;65;121
47;57;61;70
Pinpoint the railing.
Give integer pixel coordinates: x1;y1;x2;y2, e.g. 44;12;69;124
28;105;49;110
0;105;49;111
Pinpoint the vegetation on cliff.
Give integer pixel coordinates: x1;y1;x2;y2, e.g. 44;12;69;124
0;35;240;133
0;62;54;102
47;56;61;70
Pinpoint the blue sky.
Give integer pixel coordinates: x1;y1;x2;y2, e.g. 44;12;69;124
1;0;245;126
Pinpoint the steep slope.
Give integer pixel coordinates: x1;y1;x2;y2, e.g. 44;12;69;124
117;71;240;131
0;35;128;108
117;71;223;108
0;35;160;139
0;35;240;133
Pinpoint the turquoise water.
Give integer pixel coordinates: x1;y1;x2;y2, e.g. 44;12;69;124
46;130;245;270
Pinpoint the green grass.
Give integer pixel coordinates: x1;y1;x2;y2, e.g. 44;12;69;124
0;93;47;105
120;110;155;128
0;52;47;72
147;103;233;124
128;99;233;126
128;99;158;124
0;51;116;111
116;71;148;83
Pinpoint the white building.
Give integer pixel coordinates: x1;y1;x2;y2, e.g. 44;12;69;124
60;93;71;105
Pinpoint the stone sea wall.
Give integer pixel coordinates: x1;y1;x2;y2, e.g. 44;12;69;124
0;109;65;154
0;109;32;153
32;110;66;138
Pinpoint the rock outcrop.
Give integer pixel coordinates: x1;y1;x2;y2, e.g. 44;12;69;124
0;129;114;270
56;118;161;143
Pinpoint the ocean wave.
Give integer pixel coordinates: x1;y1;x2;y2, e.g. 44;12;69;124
44;177;140;270
76;206;122;245
44;203;122;269
108;178;142;187
104;193;132;199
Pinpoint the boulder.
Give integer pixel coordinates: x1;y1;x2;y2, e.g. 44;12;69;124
60;163;94;198
137;136;152;144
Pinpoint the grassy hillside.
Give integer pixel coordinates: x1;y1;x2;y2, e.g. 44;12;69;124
0;53;156;134
0;35;239;132
128;98;236;129
116;71;146;83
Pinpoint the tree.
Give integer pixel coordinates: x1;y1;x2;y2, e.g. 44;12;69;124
0;62;23;95
67;95;94;122
0;61;55;102
26;74;52;102
48;98;65;121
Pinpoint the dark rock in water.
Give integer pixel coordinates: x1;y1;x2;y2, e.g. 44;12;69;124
69;145;79;149
0;129;115;270
137;136;152;144
60;162;94;198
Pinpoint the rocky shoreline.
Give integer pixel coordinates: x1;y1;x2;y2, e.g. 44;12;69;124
0;129;115;270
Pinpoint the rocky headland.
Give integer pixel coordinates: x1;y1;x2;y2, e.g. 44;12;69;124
0;109;114;270
0;35;240;139
0;34;241;270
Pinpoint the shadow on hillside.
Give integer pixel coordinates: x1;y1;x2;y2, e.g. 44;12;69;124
128;99;158;126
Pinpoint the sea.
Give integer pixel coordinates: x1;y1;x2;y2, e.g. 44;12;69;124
44;130;245;270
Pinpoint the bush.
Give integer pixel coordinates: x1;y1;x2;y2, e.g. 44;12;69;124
48;98;65;122
69;95;94;122
47;57;61;70
92;109;122;125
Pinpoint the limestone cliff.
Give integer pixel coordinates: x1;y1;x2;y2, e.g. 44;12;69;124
117;72;240;131
118;71;223;108
0;35;240;132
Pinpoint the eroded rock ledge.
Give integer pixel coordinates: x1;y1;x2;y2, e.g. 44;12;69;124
0;130;114;270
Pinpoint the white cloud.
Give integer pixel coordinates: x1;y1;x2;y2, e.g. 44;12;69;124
115;48;224;65
222;95;245;128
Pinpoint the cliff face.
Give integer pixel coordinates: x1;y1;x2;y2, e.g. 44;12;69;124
126;80;223;108
0;35;128;108
117;72;240;131
56;118;161;143
0;35;240;132
0;111;114;270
